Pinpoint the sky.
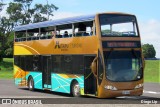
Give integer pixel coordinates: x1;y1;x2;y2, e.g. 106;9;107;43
2;0;160;58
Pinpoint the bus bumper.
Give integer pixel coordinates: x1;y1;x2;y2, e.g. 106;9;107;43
98;88;143;98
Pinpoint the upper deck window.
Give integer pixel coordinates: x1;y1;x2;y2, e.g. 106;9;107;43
14;14;96;42
99;14;139;37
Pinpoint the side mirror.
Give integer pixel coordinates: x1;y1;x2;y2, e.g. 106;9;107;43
91;57;98;78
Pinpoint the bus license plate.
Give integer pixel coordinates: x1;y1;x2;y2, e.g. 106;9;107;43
122;91;130;95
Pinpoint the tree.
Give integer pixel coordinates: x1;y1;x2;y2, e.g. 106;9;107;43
142;43;156;58
0;0;58;60
0;1;14;61
0;17;14;59
0;0;6;62
4;32;14;57
7;0;58;25
33;4;58;23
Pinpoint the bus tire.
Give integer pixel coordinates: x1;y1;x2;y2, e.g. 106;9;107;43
71;81;80;97
28;76;34;91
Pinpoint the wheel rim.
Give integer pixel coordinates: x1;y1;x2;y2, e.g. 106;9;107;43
29;79;33;89
73;84;80;96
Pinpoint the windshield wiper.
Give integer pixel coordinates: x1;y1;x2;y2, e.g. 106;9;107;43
106;48;113;59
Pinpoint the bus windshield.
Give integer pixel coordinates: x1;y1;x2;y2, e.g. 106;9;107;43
104;51;143;82
99;14;138;37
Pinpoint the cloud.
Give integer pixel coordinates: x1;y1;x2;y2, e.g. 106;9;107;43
139;19;160;58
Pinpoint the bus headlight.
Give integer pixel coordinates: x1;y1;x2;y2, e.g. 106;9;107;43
135;83;143;89
104;85;117;90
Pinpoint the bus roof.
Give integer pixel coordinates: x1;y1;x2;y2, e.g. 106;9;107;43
14;14;95;32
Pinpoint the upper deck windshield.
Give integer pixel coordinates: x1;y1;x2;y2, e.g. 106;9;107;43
99;14;139;37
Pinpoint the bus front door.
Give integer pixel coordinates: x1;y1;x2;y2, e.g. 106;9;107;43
42;56;52;89
84;56;97;95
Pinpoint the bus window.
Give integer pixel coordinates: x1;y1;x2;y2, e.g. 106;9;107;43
15;31;26;42
27;28;40;41
100;14;138;37
52;55;62;73
40;31;53;39
25;55;33;71
74;21;94;37
33;55;40;71
54;30;62;38
55;24;72;38
62;55;73;73
104;51;142;82
14;56;20;66
40;27;54;39
87;27;93;36
59;29;72;38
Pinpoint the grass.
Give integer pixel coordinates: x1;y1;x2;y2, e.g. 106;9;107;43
144;60;160;83
0;58;13;79
0;58;159;83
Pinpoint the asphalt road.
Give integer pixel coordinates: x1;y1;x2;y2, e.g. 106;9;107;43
0;79;159;104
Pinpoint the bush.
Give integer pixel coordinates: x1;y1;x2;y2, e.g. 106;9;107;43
142;44;156;58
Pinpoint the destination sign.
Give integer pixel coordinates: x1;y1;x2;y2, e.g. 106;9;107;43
102;41;141;48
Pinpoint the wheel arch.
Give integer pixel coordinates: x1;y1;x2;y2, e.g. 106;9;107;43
27;75;33;82
70;79;78;93
27;75;35;91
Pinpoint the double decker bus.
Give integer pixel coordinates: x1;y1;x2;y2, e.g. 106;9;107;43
14;12;144;98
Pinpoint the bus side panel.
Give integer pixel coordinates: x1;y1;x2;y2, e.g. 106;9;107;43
26;72;42;89
14;65;28;86
51;73;84;94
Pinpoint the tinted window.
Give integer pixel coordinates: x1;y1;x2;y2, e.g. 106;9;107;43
104;51;143;82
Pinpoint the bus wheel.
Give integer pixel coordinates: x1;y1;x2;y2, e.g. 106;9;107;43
28;77;34;91
71;81;80;97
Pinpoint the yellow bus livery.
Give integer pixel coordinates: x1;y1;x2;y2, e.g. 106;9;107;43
14;12;144;98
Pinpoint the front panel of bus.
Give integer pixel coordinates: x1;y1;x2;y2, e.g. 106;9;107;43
97;13;144;98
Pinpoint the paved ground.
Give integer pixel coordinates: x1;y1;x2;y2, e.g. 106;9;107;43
0;79;66;98
0;79;159;104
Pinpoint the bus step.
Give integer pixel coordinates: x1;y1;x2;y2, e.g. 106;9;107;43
85;94;96;97
43;88;51;91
